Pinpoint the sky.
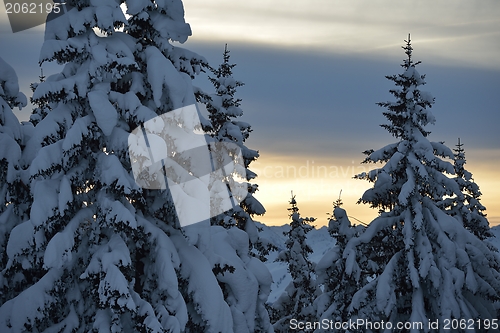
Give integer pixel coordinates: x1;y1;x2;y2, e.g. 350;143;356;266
1;0;499;227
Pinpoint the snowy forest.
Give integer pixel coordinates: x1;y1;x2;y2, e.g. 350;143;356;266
1;1;499;332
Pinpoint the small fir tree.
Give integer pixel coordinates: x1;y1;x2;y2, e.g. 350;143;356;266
314;197;365;331
442;138;492;240
272;194;316;332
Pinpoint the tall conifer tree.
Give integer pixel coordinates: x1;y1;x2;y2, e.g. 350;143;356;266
199;45;272;261
348;35;500;329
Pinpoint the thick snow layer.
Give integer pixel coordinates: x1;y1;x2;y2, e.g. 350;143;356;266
81;233;132;279
0;71;17;100
243;196;266;216
97;153;139;195
150;11;192;44
62;116;92;152
0;57;23;100
124;0;150;15
145;46;189;109
376;251;400;316
102;196;138;229
0;105;23;143
0;269;61;331
28;180;59;228
139;217;181;298
58;175;73;215
43;216;78;269
29;142;63;178
88;90;118;136
170;233;234;332
6;220;35;261
210;227;259;333
32;71;89;101
0;136;21;182
21;104;74;166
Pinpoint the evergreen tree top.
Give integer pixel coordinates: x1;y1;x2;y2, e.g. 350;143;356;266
378;33;436;140
453;137;467;178
208;44;244;108
287;193;299;218
215;44;241;80
401;34;421;69
332;190;343;210
287;193;315;225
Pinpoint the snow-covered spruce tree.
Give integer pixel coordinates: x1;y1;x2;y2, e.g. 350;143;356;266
199;44;246;229
0;2;153;331
272;195;316;332
349;35;500;330
314;198;365;332
0;1;274;332
0;56;28;305
440;138;492;240
198;44;272;261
